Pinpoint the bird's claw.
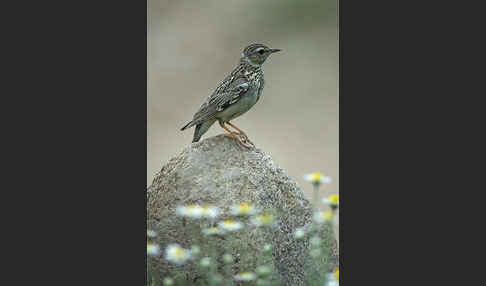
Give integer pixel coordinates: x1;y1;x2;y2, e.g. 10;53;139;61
235;133;255;149
237;131;249;141
240;139;255;149
222;133;254;149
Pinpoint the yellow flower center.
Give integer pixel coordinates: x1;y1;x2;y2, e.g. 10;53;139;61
329;194;339;204
311;172;322;182
239;202;250;212
224;219;235;226
201;205;210;214
259;213;274;225
239;272;252;278
334;268;339;280
173;248;185;259
322;210;333;221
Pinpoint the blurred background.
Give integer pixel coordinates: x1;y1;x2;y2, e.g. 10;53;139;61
148;0;338;204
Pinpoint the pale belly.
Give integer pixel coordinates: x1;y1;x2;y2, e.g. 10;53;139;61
216;88;260;123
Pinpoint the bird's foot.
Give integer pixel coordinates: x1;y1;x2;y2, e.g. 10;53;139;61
223;133;254;149
236;133;255;149
235;130;249;141
240;135;254;147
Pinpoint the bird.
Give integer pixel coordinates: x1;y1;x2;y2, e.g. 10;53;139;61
181;43;281;148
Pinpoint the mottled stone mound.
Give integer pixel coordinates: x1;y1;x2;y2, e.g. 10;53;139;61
147;134;337;285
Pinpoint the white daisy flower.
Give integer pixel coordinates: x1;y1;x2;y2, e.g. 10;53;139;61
304;172;332;185
202;226;223;236
322;194;339;209
147;242;160;256
165;244;192;265
294;228;306;239
162;278;174;286
251;212;276;227
218;219;243;232
230;202;258;216
147;229;157;238
313;210;334;224
256;265;273;276
223;254;233;264
325;269;339;286
176;204;203;219
326;280;339;286
200;257;211;268
234;272;257;281
200;205;220;219
190;245;201;256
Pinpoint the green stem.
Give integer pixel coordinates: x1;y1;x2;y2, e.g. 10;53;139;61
146;259;152;286
225;234;234;286
312;183;320;211
307;190;322;286
203;238;215;286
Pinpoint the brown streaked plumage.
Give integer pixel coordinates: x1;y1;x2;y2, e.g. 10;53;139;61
181;43;281;147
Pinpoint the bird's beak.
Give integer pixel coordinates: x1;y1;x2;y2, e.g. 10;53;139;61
270;48;281;53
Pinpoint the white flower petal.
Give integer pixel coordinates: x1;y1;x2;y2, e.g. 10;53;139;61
234;272;256;281
147;243;161;256
218;220;243;232
165;244;191;265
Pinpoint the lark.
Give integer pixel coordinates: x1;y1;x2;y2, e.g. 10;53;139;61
181;43;281;148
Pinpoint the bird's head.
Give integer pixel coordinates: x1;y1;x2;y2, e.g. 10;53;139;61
240;43;281;67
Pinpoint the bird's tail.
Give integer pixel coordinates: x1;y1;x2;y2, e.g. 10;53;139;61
192;124;203;143
191;119;216;143
180;120;195;131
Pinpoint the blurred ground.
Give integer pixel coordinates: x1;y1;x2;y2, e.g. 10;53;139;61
148;0;338;206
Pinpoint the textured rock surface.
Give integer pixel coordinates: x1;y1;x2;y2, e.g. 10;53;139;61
147;134;337;285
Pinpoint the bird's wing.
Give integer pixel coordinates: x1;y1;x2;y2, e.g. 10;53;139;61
190;76;249;124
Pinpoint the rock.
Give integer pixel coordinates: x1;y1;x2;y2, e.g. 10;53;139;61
147;134;338;285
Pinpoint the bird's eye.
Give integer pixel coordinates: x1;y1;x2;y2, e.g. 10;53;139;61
257;49;265;55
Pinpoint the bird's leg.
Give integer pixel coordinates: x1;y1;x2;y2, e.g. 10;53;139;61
219;121;253;148
226;121;249;140
226;121;255;147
